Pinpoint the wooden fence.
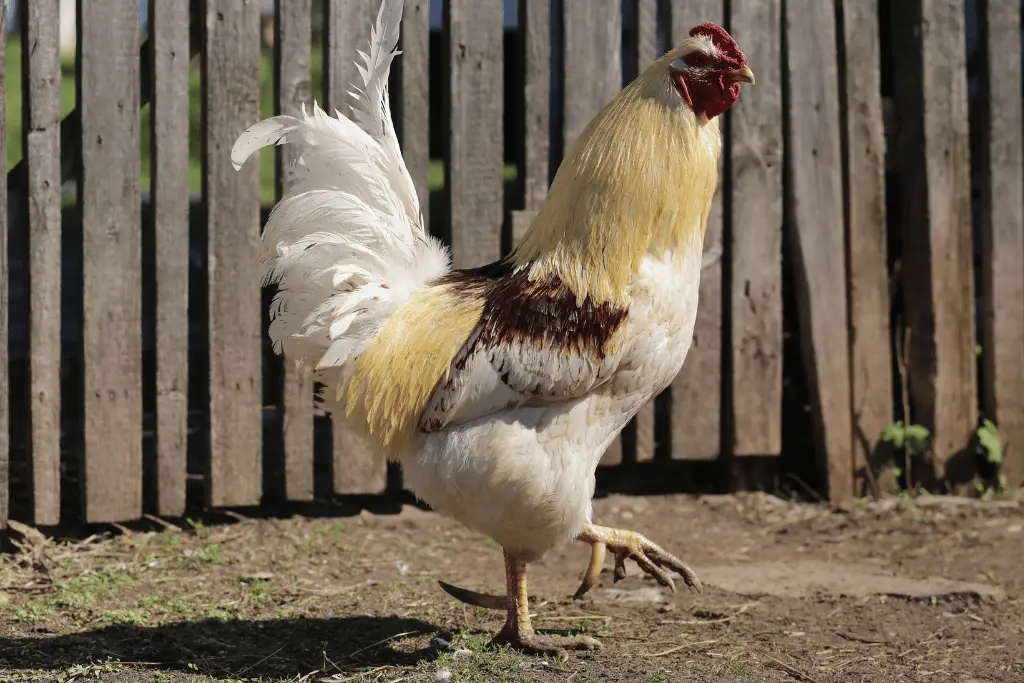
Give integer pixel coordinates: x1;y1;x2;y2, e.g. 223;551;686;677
1;0;1022;528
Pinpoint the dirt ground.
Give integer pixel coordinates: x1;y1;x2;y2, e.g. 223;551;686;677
1;491;1021;682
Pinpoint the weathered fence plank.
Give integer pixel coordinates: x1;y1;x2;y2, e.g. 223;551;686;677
563;0;622;465
23;0;62;525
397;0;430;231
668;0;724;462
838;0;894;496
785;1;854;505
150;0;191;517
979;0;1024;489
275;0;315;502
891;0;977;484
80;0;143;521
324;0;386;495
0;6;7;529
203;0;263;507
728;0;783;459
445;0;504;267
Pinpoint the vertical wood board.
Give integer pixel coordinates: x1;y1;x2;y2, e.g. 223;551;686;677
839;0;894;496
785;0;854;505
80;0;143;521
444;0;504;267
979;0;1024;489
150;0;192;517
204;0;263;507
275;0;315;501
728;0;783;458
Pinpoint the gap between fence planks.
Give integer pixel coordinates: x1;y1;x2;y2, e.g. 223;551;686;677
728;0;783;459
668;0;724;463
275;0;315;502
838;0;894;497
150;0;192;517
23;0;62;525
204;0;263;508
79;0;143;522
891;0;977;485
785;1;854;505
979;0;1024;489
325;0;386;495
561;0;622;466
0;4;7;529
509;0;549;249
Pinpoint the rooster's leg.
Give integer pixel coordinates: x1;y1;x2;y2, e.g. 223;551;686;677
572;524;702;599
491;550;603;654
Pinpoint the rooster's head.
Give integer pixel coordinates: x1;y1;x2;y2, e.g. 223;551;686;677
653;22;754;120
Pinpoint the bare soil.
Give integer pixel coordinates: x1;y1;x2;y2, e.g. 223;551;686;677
1;491;1022;682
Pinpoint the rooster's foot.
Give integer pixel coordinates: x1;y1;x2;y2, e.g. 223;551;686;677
491;623;602;655
573;524;702;599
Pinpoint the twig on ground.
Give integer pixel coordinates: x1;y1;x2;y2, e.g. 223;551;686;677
764;654;820;683
644;639;719;658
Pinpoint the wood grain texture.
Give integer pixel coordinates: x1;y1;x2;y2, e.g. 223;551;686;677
979;0;1024;489
23;0;62;525
0;6;7;528
397;0;430;230
203;0;263;507
668;0;724;462
563;0;622;465
785;1;854;505
325;0;385;494
891;0;977;484
728;0;783;458
562;0;620;153
275;0;315;502
520;0;549;212
444;0;504;267
838;0;894;496
150;0;191;517
79;0;143;522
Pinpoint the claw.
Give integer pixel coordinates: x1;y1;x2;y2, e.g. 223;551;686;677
572;541;606;599
576;524;703;595
613;553;627;582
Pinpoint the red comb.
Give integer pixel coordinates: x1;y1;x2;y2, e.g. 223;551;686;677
689;22;744;61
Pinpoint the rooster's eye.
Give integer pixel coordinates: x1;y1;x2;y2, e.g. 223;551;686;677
685;53;709;67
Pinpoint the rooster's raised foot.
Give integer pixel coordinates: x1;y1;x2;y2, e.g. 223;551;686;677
573;524;702;599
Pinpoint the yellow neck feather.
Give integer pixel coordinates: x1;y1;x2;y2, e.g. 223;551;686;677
512;63;721;306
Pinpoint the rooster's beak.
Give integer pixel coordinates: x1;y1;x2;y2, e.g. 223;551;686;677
727;65;756;86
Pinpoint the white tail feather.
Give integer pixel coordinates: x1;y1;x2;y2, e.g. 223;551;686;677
231;0;450;405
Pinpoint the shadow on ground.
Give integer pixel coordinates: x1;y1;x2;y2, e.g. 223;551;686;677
0;615;442;679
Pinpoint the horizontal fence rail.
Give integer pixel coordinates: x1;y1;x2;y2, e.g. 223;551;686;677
0;0;1022;528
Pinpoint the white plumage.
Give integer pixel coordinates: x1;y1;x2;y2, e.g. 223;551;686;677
231;0;449;396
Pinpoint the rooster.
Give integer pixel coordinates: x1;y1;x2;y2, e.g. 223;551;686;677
233;0;752;654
